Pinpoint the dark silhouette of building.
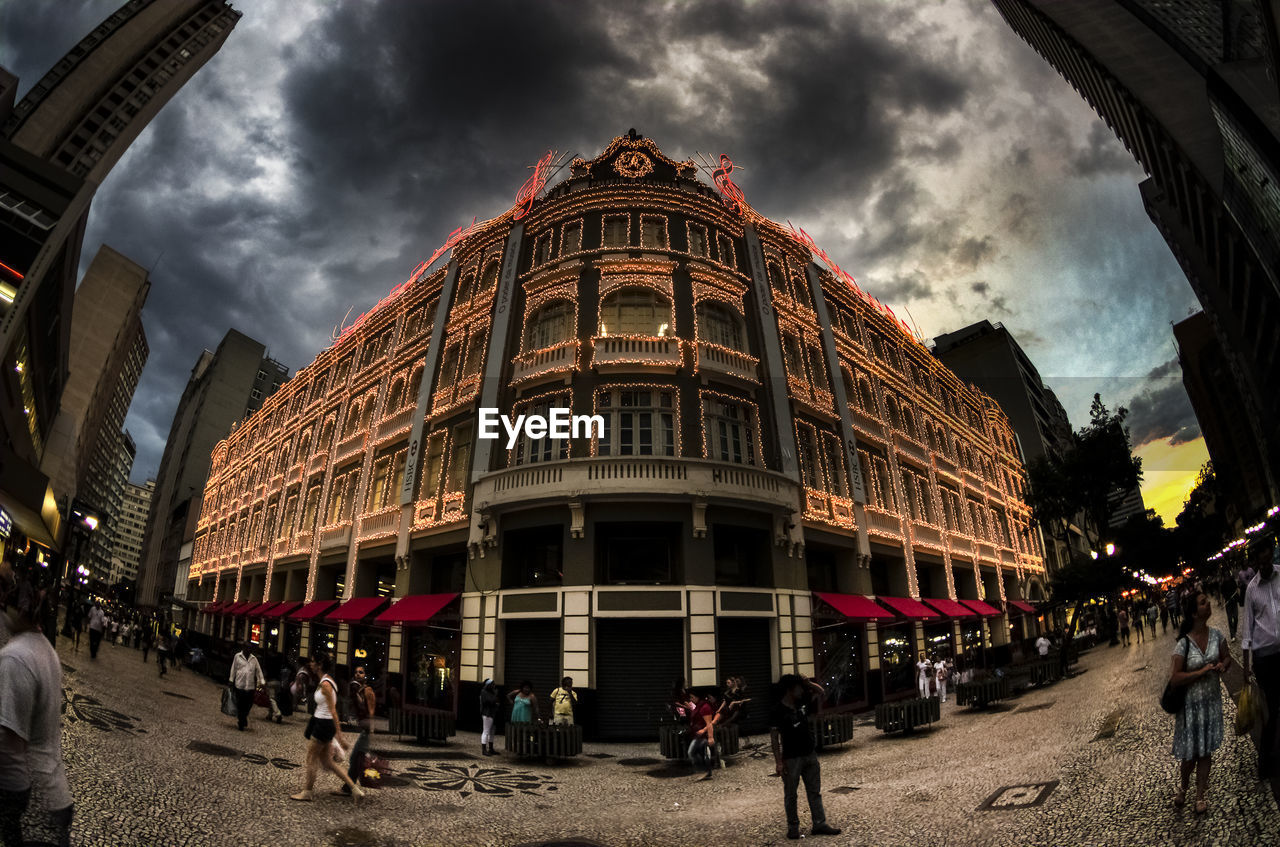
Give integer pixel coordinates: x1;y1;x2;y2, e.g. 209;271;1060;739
1175;310;1271;527
0;0;240;552
991;0;1280;512
137;329;287;607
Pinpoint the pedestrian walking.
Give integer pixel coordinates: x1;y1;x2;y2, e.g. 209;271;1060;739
289;652;365;803
479;679;499;756
508;681;538;723
1118;608;1131;646
770;675;841;840
1242;540;1280;783
228;642;265;731
68;602;83;653
915;652;932;699
1134;608;1146;643
86;603;105;659
1222;577;1240;642
1035;634;1051;658
0;557;74;847
717;676;749;731
141;625;153;664
1168;591;1231;814
550;677;577;726
1147;604;1159;638
338;665;375;796
934;655;950;703
156;633;171;676
1161;603;1170;634
686;689;717;781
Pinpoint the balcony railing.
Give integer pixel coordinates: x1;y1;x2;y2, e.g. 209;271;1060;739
934;455;959;479
275;538;290;557
912;522;944;547
269;473;284;492
308;451;329;476
358;506;400;541
864;507;902;538
292;530;313;555
893;433;929;466
946;532;973;557
849;407;884;438
286;464;303;486
977;542;998;563
441;491;467;521
512;341;578;385
591;335;682;372
335;433;365;464
375;406;416;443
803;490;856;528
318;522;351;550
694;342;758;384
474;457;798;514
414;499;439;527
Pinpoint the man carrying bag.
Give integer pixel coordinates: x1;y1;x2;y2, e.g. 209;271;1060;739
228;642;265;732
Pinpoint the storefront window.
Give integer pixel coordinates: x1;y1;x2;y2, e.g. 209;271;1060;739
405;628;460;712
923;622;954;660
311;624;337;658
349;626;388;716
878;622;915;696
961;620;985;651
814;622;865;708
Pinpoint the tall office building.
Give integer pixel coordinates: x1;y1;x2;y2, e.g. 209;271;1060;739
0;0;240;552
137;329;287;607
1175;310;1271;527
990;0;1280;520
932;320;1086;571
110;477;153;587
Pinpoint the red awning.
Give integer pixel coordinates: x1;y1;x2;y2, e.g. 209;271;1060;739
204;601;225;614
374;593;457;626
960;599;1003;617
262;601;302;619
876;596;943;620
325;596;390;623
288;600;340;621
225;602;254;616
1007;599;1038;615
921;597;979;619
813;592;896;622
243;602;276;617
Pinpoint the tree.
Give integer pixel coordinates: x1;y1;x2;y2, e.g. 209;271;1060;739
1024;394;1144;639
1174;462;1229;567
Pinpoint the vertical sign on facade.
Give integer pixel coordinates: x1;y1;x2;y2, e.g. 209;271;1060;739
399;261;460;506
743;223;800;480
470;222;525;483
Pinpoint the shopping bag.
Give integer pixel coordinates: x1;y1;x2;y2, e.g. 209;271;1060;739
220;687;237;718
330;737;348;764
1236;683;1258;736
360;753;391;788
254;688;270;708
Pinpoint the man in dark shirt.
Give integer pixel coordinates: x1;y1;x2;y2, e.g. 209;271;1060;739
770;674;841;840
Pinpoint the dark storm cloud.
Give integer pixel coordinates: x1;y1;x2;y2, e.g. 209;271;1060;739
1071;122;1138;177
1;0;1205;483
1124;359;1202;448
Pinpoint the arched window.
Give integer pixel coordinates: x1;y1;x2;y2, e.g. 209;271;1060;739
386;378;406;412
343;401;362;439
318;417;335;451
456;272;475;304
479;261;500;292
695;300;743;351
767;262;786;295
858;378;876;413
791;272;812;307
598;289;672;337
526;301;574;350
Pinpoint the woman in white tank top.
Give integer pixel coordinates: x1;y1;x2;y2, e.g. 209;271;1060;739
290;651;364;803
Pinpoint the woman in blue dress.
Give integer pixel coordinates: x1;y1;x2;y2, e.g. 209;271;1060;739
508;680;539;724
1169;591;1231;814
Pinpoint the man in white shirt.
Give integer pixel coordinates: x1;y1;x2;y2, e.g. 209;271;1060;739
229;642;266;732
1035;635;1051;657
1;558;73;847
86;603;105;659
1242;540;1280;781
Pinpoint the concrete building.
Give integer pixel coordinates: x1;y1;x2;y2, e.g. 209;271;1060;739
1175;310;1272;528
109;477;153;587
189;133;1046;738
932;320;1086;572
39;245;149;578
136;329;287;607
991;0;1280;528
0;0;239;555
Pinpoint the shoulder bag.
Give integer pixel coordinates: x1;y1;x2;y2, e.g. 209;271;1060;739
1159;635;1189;715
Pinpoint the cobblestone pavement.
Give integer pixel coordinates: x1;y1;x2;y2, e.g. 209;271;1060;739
21;614;1280;847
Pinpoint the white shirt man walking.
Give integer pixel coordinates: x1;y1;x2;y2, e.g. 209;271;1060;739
86;603;105;659
229;642;265;732
1242;540;1280;782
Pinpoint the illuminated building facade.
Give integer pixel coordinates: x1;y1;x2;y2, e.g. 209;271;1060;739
189;133;1044;736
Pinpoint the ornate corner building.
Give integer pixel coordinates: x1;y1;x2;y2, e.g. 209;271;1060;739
188;134;1045;735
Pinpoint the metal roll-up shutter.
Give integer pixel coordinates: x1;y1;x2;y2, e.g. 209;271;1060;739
717;617;773;734
595;618;684;740
502;619;561;722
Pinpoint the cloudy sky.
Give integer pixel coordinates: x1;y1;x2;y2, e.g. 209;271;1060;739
3;0;1207;523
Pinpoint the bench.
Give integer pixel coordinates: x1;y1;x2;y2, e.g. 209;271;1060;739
658;722;741;759
810;712;856;748
874;697;940;733
388;706;456;742
956;676;1011;709
1026;659;1063;686
504;722;583;759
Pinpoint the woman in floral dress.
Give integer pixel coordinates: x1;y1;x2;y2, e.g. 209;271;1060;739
1169;591;1231;814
